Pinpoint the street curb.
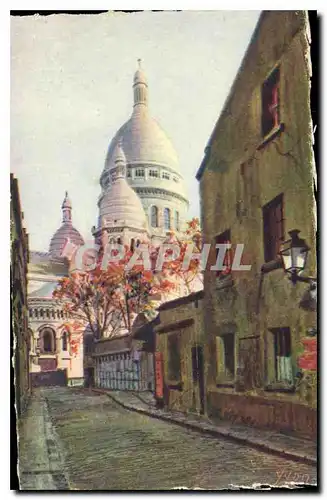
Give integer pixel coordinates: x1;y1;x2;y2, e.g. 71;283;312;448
91;388;317;467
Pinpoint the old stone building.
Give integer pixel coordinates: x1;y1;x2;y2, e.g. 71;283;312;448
196;11;317;438
155;291;205;414
11;174;30;416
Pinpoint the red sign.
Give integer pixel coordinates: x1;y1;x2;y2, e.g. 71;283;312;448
155;352;164;399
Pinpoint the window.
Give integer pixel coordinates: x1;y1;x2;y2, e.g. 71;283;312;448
262;67;280;137
136;239;141;247
127;169;131;178
135;169;145;178
164;208;171;230
168;333;181;382
223;334;235;379
262;194;284;263
151;206;158;228
173;176;179;183
162;171;170;180
41;328;55;353
62;331;68;351
174;210;180;231
117;237;122;245
149;169;159;178
130;238;135;252
216;333;235;382
271;327;293;383
215;229;232;278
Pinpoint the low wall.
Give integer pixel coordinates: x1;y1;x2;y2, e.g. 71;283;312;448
207;391;317;440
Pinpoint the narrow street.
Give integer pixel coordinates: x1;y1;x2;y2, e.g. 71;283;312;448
20;387;317;490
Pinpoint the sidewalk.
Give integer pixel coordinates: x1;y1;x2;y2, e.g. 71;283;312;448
17;388;70;491
92;388;317;467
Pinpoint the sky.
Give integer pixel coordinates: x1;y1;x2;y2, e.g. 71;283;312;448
11;10;261;252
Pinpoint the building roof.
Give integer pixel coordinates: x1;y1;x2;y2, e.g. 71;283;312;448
158;290;204;311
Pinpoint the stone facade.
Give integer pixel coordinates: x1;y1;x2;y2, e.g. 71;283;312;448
155;291;205;414
11;174;31;416
196;11;317;439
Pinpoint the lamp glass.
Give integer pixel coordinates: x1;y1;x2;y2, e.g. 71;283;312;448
280;247;292;272
291;246;307;272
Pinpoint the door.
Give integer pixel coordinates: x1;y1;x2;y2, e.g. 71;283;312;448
191;345;205;415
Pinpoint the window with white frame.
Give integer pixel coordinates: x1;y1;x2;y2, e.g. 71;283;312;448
135;169;145;178
149;169;159;178
164;208;171;230
151;206;158;227
162;171;170;180
271;327;293;384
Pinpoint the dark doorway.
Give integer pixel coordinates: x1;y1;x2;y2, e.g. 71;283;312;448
191;345;205;414
85;367;94;387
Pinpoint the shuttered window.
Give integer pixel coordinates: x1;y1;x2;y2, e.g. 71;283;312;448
271;327;293;383
262;67;280;137
262;194;284;263
215;229;232;278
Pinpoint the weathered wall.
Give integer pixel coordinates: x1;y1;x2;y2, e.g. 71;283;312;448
11;175;31;417
198;11;316;435
156;294;205;414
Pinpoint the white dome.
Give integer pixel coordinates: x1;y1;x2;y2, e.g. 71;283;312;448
98;142;148;232
99;178;148;231
103;106;180;173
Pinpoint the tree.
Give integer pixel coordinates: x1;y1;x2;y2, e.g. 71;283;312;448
53;244;175;340
53;218;204;339
157;217;203;295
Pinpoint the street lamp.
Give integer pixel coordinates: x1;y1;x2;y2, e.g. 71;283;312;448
279;229;311;284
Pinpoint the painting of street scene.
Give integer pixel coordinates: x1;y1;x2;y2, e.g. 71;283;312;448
11;10;317;491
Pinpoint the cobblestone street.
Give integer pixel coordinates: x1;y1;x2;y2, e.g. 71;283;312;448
19;387;317;491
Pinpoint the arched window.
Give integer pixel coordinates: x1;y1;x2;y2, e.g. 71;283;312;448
62;331;68;351
130;238;135;252
117;237;122;245
46;309;50;319
41;328;55;353
164;208;171;230
175;210;180;231
151;206;158;228
40;308;44;319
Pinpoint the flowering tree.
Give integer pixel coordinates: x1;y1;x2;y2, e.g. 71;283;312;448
53;244;175;340
156;217;203;295
53;218;204;340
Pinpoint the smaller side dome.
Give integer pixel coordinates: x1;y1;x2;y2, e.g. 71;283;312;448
49;192;84;259
99;143;148;232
